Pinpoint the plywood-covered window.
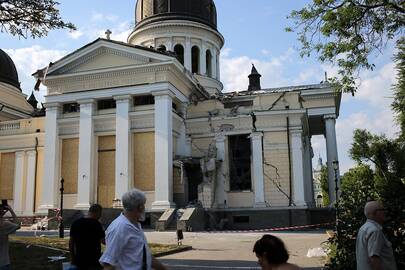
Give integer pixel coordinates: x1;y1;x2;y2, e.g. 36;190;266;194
97;136;116;208
0;152;15;200
61;138;79;194
133;132;155;191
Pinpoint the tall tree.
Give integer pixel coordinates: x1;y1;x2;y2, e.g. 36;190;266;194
392;37;405;137
287;0;405;94
0;0;75;38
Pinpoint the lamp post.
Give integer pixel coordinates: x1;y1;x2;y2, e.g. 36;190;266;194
332;160;339;237
59;177;64;239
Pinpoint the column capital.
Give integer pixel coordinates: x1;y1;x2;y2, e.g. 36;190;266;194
215;133;226;143
152;90;175;99
114;95;132;103
324;114;337;120
15;151;25;158
249;132;263;140
77;98;95;105
43;102;61;110
26;150;37;157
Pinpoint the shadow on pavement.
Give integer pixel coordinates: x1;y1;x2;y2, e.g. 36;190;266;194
160;258;322;270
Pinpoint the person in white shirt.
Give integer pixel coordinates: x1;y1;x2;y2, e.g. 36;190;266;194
356;201;397;270
100;189;167;270
0;203;20;270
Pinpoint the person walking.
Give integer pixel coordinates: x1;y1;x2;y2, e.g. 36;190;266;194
253;234;299;270
356;201;397;270
100;189;167;270
70;204;105;270
0;203;20;270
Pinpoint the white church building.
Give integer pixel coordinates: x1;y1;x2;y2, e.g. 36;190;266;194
0;0;341;229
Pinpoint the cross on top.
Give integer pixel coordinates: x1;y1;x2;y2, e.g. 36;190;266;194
105;29;112;40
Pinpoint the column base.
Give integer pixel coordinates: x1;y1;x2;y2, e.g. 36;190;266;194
151;201;176;211
254;202;268;208
294;201;308;207
213;203;228;209
37;204;57;214
74;203;91;210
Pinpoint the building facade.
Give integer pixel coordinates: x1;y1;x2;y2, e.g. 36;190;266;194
0;0;341;224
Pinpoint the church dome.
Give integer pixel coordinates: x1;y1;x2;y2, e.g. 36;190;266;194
0;49;20;90
135;0;217;30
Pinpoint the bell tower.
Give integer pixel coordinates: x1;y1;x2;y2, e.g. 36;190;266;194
128;0;224;96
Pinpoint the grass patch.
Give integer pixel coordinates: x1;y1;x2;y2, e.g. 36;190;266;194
10;242;69;270
10;236;188;256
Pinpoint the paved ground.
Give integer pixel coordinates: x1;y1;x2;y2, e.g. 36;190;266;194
145;230;328;270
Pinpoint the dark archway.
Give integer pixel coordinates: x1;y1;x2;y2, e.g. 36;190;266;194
174;44;184;65
192;46;200;74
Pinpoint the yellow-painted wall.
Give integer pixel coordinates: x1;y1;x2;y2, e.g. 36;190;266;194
61;138;79;194
35;149;44;211
0;152;15;199
97;136;116;208
133;132;155;191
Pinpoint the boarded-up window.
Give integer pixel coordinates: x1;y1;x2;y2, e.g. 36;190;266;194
61;138;79;194
133;132;155;191
97;136;116;208
0;152;15;200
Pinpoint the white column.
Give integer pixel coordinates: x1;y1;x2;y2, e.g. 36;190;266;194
215;134;228;208
212;50;218;80
185;38;192;71
200;42;207;75
13;151;25;215
250;132;266;208
324;114;340;203
166;37;173;51
24;150;37;215
152;91;175;210
291;130;306;206
75;99;95;210
114;95;131;205
39;103;60;213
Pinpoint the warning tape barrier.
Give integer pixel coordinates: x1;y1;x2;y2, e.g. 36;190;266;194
204;222;333;233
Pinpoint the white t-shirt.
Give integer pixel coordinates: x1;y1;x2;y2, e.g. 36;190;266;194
0;221;20;267
100;214;152;270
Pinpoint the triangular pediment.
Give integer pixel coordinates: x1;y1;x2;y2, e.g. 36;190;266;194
46;39;174;76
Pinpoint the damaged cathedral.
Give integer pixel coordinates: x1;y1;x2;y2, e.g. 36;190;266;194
0;0;341;230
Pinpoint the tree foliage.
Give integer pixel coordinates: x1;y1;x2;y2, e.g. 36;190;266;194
326;129;405;269
392;37;405;137
0;0;76;38
288;0;405;94
319;165;330;206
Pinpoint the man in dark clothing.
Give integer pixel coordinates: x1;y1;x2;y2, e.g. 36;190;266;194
70;204;105;270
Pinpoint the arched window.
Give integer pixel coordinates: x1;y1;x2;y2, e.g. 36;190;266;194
174;44;184;65
191;46;200;74
157;45;166;52
206;50;212;77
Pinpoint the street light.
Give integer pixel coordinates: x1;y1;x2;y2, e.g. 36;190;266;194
59;178;65;239
332;160;339;238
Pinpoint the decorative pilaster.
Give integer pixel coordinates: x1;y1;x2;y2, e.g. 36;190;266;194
324;114;340;203
39;103;60;213
75;99;95;210
152;91;176;210
212;50;218;80
176;103;189;157
291;130;306;206
250;132;266;208
24;150;37;215
13;151;25;215
114;95;131;206
215;134;228;208
185;37;192;71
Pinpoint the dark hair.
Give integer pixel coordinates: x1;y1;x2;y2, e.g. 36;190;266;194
89;204;102;214
253;235;289;264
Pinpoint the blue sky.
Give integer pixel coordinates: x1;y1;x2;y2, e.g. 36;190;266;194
1;0;399;173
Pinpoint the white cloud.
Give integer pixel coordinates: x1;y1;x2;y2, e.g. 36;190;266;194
91;11;118;22
5;46;67;102
68;30;84;40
